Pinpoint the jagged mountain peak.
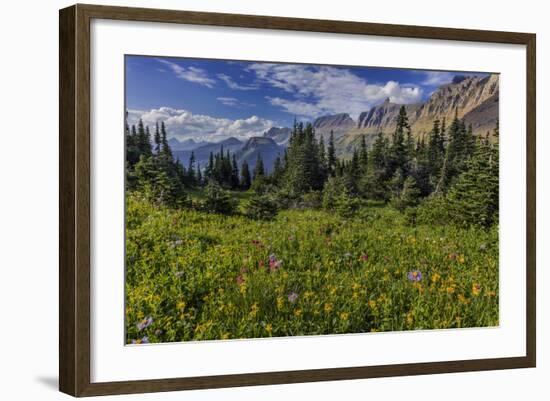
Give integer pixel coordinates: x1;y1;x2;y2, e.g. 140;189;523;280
243;136;277;150
313;113;355;129
264;127;292;146
356;73;499;136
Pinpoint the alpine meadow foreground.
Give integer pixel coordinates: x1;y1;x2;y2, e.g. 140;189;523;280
125;194;498;344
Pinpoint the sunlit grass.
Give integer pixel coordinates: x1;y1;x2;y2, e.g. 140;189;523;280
125;194;498;344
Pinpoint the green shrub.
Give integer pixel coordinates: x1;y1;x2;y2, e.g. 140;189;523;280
415;195;452;226
391;176;421;212
201;180;236;215
322;176;346;210
300;191;322;209
245;194;278;220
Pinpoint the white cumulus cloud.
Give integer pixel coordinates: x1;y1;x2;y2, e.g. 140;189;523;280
127;107;274;142
247;63;423;119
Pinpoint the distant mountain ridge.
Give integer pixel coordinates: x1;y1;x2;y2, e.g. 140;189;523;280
167;137;206;151
355;74;499;137
263;127;292;146
237;137;284;173
312;74;499;156
312;113;355;140
171;74;499;165
173;137;244;169
173;136;284;174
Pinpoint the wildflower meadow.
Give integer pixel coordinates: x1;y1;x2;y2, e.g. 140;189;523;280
125;193;498;343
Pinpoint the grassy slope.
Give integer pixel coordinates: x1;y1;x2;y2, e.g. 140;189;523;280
125;194;498;343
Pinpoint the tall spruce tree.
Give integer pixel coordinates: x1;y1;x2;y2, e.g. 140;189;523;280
154;122;161;153
446;137;498;227
187;151;196;186
253;154;265;180
327;130;337;176
231;154;240;189
389;106;410;182
240;160;251;190
359;135;369;174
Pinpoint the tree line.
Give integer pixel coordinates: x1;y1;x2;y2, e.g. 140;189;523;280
125;106;499;226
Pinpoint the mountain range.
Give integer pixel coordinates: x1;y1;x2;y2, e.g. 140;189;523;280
173;136;285;174
171;74;498;170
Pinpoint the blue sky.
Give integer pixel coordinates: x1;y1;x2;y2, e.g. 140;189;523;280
126;55;486;142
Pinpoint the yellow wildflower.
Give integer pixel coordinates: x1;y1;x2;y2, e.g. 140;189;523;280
339;312;349;321
265;323;273;334
446;285;456;294
406;311;414;325
472;283;482;296
368;300;377;309
294;308;302;317
431;272;441;284
458;294;470;305
324;303;333;313
250;303;259;317
276;296;284;310
458;254;465;264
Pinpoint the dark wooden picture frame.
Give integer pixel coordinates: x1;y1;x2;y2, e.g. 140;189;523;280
59;3;536;397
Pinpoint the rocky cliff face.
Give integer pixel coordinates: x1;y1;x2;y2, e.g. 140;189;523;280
355;74;499;137
357;99;423;131
237;136;284;173
312;113;355;139
263;126;292;146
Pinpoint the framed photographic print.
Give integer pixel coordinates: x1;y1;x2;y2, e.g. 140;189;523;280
59;4;536;397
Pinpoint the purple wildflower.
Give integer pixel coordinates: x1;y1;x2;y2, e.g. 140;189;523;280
360;254;369;262
407;270;423;282
137;316;153;331
287;292;299;303
269;254;282;271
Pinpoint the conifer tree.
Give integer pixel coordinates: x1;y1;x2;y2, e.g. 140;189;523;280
136;119;152;158
327;130;337;176
446;137;498;227
272;155;284;184
154;122;161;153
202;180;235;215
427;119;445;191
245;193;278;220
391;175;421;211
359;135;369;174
187;151;196;186
125;121;140;167
196;163;203;187
360;132;389;200
231;154;240;189
240;160;251;190
389;106;410;178
205;152;214;181
253;154;265;180
318;135;328;183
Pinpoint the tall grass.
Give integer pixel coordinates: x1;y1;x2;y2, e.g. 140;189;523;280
125;194;498;344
